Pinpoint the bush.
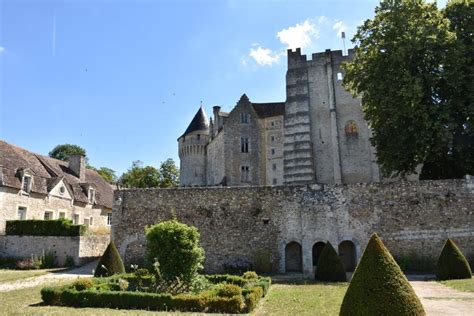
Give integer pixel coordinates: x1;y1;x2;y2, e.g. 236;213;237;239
94;241;125;277
314;242;347;282
436;238;472;280
340;234;425;316
243;286;264;312
72;278;94;291
216;284;242;298
41;250;56;269
5;219;86;236
205;274;249;287
145;220;204;282
41;286;66;305
64;256;75;268
243;271;258;280
0;257;17;269
16;255;42;270
395;252;435;273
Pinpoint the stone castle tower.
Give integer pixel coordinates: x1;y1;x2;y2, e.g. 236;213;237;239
178;48;380;186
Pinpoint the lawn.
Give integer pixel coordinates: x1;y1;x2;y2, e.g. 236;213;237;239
0;270;48;283
0;279;349;315
440;277;474;293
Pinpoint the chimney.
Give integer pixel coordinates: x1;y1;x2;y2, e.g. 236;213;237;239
213;106;221;131
69;155;85;181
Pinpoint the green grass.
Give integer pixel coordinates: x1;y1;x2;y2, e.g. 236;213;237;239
0;279;348;315
440;277;474;293
0;270;48;283
253;281;348;316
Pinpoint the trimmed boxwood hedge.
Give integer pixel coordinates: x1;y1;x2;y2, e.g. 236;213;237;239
6;219;86;236
436;238;472;280
314;241;347;282
94;241;126;277
41;274;271;313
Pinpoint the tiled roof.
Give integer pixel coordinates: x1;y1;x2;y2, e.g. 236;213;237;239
182;107;209;137
252;102;285;118
0;140;113;209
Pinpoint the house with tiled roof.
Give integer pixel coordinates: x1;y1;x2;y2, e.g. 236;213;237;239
0;140;114;234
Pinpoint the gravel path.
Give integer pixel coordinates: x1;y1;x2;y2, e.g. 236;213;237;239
0;260;96;292
410;280;474;316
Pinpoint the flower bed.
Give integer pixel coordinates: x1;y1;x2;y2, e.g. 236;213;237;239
41;272;271;313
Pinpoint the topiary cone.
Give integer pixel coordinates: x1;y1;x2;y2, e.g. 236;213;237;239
340;234;425;316
94;240;125;277
315;242;347;282
436;238;472;280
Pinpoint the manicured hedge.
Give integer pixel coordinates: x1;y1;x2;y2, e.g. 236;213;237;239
41;274;271;313
6;219;86;236
436;238;472;280
94;241;126;277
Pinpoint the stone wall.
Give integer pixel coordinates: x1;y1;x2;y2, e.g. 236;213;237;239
113;178;474;277
0;234;110;266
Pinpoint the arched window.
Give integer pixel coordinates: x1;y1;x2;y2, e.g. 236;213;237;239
345;121;358;137
312;242;326;266
338;240;357;272
285;241;302;272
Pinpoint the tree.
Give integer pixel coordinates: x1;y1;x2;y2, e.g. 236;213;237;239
340;234;425;316
48;144;87;162
92;167;117;184
94;241;126;277
158;159;179;188
119;159;179;188
145;220;205;283
343;0;469;178
436;238;472;280
314;242;347;282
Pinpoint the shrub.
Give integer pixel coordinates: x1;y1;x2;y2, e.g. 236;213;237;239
205;274;249;287
145;220;205;283
436;238;472;280
314;242;347;282
5;219;86;236
64;256;75;268
243;271;258;280
243;286;264;312
340;234;425;316
16;255;41;270
0;257;17;269
41;286;66;305
41;250;56;269
72;278;94;291
395;252;435;273
254;278;271;296
206;295;244;314
217;284;242;298
94;241;125;277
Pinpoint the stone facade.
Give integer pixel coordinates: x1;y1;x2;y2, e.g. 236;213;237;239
179;48;381;187
0;234;110;266
113;178;474;277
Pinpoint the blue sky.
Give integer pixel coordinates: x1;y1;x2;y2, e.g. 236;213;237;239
0;0;447;176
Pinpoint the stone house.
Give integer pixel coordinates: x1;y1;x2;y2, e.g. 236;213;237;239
179;48;381;187
0;140;114;234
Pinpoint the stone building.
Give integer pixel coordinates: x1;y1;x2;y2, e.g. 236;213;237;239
0;140;114;234
178;48;380;187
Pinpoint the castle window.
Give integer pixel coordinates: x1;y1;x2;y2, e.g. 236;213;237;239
197;134;201;140
240;113;250;124
17;206;27;220
345;121;359;137
73;214;80;225
22;175;32;193
272;163;277;171
271;148;276;156
59;212;66;219
271;135;275;142
88;188;95;204
241;165;250;182
241;137;249;153
271;121;275;127
107;213;112;226
337;72;343;81
272;178;277;185
44;211;53;220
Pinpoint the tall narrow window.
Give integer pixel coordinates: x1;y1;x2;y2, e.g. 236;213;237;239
88;188;95;204
240;166;250;182
271;148;276;156
272;163;277;171
22;176;31;193
271;135;275;142
44;211;53;220
73;214;80;225
107;213;112;226
17;207;27;220
241;137;249;153
240;113;250;124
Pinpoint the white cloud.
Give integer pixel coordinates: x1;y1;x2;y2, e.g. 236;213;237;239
277;19;320;50
249;46;281;66
333;20;347;37
0;47;5;54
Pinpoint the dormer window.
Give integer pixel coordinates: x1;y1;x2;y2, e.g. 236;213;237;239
88;187;95;204
22;175;32;193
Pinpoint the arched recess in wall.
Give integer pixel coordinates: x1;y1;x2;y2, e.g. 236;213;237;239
312;241;326;266
338;240;356;272
285;241;302;272
345;121;359;138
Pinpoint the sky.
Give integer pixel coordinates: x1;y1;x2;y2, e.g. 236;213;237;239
0;0;447;176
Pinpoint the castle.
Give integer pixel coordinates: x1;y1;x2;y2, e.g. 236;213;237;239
178;48;380;187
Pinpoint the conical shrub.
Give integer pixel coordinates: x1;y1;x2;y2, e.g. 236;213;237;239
340;234;425;316
314;242;347;282
94;241;125;277
436;238;472;280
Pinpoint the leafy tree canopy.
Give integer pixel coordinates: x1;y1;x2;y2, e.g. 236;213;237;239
343;0;473;179
90;167;118;184
49;144;87;162
119;159;179;188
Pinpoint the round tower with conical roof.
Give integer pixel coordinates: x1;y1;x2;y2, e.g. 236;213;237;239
178;106;209;186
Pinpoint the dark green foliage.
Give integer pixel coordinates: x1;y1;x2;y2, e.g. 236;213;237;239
41;286;67;305
395;252;435;273
340;234;425;316
64;256;75;268
72;278;94;291
119;159;179;188
242;286;264;312
5;219;86;236
436;238;472;280
216;284;242;298
94;241;125;277
145;220;204;282
314;242;347;282
48;144;86;162
40;250;56;269
205;274;250;287
0;257;18;269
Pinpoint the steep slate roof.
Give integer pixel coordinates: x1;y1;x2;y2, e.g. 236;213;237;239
0;140;113;209
252;102;285;118
182;106;209;137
